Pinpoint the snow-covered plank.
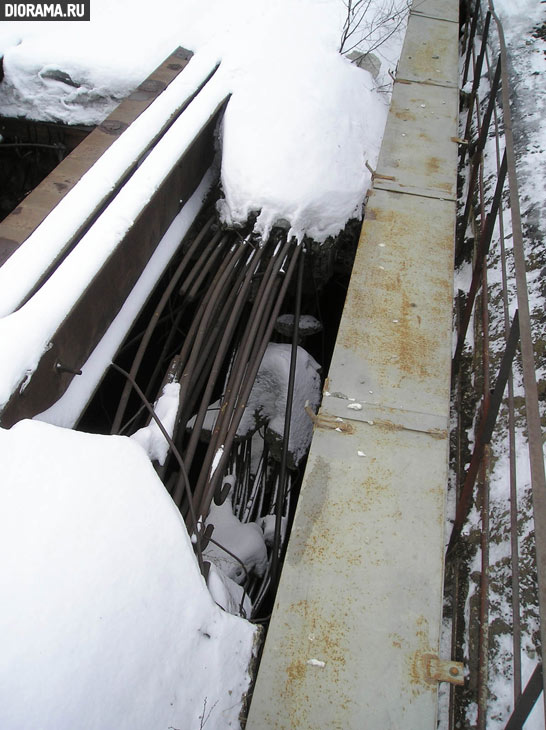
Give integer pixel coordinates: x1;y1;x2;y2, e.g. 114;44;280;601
246;1;458;726
0;75;229;425
0;47;195;269
0;49;220;316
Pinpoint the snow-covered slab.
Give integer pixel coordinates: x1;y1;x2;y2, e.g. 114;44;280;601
0;47;198;269
0;74;228;425
0;419;257;730
247;2;458;726
0;49;220;316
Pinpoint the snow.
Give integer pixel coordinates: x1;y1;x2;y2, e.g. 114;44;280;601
131;381;181;466
0;51;220;318
0;0;406;244
206;562;253;619
204;492;268;584
36;170;215;429
0;419;257;730
0;72;227;411
193;343;322;469
238;343;322;467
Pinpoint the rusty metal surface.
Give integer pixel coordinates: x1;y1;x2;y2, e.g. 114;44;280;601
246;1;458;726
326;189;454;424
410;0;459;24
248;422;449;729
0;46;194;266
399;12;459;86
374;82;458;199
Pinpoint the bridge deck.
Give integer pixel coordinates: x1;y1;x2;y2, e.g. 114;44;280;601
246;1;459;726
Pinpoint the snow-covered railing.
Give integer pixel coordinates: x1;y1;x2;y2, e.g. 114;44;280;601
446;1;546;727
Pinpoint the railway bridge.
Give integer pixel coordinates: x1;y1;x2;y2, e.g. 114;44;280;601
0;0;544;727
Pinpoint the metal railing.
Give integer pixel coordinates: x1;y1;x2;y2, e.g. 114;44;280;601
447;0;546;727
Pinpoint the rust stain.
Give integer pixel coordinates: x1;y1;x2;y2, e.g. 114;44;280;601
426;156;441;174
437;180;455;193
306;405;354;434
279;599;354;726
337;198;455;385
394;108;416;122
406;616;437;697
286;659;306;683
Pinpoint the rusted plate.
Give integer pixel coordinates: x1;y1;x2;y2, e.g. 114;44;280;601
0;46;194;267
397;12;459;87
411;0;459;24
247;0;458;726
326;189;455;423
374;82;458;199
247;420;449;729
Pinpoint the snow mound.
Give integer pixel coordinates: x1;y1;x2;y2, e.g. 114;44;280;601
205;493;268;584
0;0;394;243
131;381;180;465
238;342;322;468
189;343;321;468
0;419;256;730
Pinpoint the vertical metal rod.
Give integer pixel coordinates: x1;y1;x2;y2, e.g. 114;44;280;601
110;215;216;434
462;11;492;159
477;265;491;730
196;243;301;522
462;0;481;86
452;151;507;376
449;293;466;730
270;244;305;587
489;67;523;699
489;2;546;712
447;311;520;554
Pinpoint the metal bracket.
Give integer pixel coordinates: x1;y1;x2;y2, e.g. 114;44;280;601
425;654;464;686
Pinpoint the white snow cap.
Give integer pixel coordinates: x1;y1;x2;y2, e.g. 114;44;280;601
0;420;256;730
0;0;395;244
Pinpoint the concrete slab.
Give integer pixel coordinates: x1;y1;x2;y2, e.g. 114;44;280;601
246;1;458;727
326;189;455;423
374;82;458;198
247;419;448;729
